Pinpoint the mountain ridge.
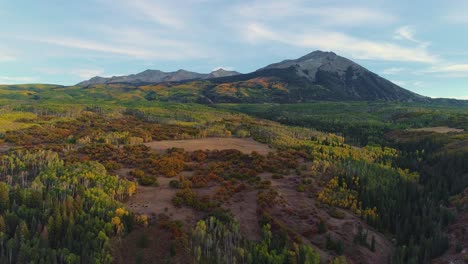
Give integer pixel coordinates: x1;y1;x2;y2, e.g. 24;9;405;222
76;50;429;103
77;68;241;86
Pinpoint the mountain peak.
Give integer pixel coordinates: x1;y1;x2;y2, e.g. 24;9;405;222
259;50;364;82
206;68;241;79
77;68;241;86
296;50;338;62
76;51;426;102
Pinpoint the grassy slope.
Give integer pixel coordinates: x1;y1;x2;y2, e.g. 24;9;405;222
1;83;467;263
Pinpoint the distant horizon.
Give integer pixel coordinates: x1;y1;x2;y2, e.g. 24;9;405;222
0;49;464;101
1;1;467;99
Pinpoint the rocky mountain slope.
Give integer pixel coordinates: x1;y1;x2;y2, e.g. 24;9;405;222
77;68;240;86
77;51;429;103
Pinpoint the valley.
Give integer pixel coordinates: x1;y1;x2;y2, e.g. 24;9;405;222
0;51;466;264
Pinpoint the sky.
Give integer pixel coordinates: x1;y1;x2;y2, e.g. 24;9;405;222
0;0;467;99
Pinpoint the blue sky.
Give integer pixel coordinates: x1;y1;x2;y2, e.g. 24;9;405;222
0;0;467;99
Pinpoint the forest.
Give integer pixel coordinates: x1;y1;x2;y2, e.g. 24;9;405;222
0;84;466;263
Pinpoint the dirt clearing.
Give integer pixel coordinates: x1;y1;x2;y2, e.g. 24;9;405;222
409;126;464;133
126;177;200;224
145;137;272;155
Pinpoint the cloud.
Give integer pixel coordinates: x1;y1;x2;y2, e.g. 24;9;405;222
0;53;15;62
72;69;105;79
0;76;35;84
29;35;203;60
426;64;468;73
390;80;407;87
394;26;417;42
446;15;468;24
420;64;468;78
35;67;106;79
394;26;429;47
97;26;205;57
444;8;468;24
389;80;425;89
412;81;424;88
35;37;152;58
243;23;437;63
123;0;185;29
382;67;405;75
235;1;395;26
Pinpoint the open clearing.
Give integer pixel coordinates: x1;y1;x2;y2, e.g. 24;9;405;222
145;137;272;155
409;126;464;133
126;177;200;224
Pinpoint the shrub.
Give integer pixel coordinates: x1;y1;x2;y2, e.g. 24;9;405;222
130;169;145;178
139;176;158;186
329;209;345;219
297;184;306;192
169;180;181;189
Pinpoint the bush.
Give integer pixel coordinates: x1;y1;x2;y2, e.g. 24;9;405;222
139;176;158;186
169;180;181;189
326;235;344;255
329;209;345;219
130;169;145;178
297;184;306;192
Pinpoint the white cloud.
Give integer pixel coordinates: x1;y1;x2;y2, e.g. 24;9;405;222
124;0;185;29
96;27;206;58
35;67;105;79
394;26;429;47
35;37;152;58
0;53;15;62
395;26;417;42
390;80;407;87
447;15;468;24
235;1;395;26
29;35;204;60
426;64;468;73
72;69;105;79
420;64;468;78
444;9;468;24
389;80;425;89
243;23;437;63
412;81;424;88
382;67;405;75
0;76;35;84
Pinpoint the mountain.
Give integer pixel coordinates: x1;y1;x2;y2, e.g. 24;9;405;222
76;50;429;103
205;50;427;102
77;68;241;86
205;68;240;79
260;51;427;101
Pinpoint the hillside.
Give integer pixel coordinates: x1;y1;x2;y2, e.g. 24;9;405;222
75;51;429;103
0;77;467;264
